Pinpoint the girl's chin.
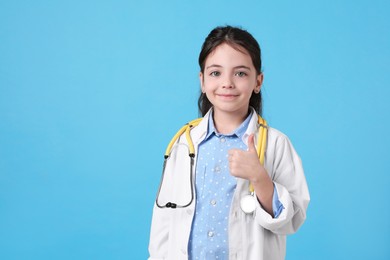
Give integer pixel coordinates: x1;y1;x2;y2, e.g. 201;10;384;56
212;105;249;115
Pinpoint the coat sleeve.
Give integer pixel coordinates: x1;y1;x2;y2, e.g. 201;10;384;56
254;130;310;235
148;150;175;259
148;137;194;260
148;203;169;260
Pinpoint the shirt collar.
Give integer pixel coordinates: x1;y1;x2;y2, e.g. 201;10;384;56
204;109;253;140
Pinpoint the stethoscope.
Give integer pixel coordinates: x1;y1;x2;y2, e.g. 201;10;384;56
155;115;268;214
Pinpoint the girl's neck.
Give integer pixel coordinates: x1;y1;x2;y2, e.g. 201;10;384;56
213;109;249;134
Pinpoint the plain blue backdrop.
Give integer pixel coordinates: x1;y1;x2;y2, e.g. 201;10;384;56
1;0;389;259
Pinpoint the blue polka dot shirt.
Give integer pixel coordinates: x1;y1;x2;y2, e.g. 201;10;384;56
188;111;283;259
188;112;251;259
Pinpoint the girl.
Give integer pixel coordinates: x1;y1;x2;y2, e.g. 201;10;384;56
148;25;310;260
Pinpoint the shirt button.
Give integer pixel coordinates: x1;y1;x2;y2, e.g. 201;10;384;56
214;166;221;173
220;137;226;143
210;199;216;205
208;231;214;237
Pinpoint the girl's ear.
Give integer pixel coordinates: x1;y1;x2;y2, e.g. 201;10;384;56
255;73;264;93
199;72;205;93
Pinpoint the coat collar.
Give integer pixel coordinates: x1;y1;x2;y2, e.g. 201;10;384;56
191;107;260;146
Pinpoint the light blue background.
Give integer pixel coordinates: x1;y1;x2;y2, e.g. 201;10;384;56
1;0;389;259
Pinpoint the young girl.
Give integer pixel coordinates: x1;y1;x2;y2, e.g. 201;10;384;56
148;26;310;260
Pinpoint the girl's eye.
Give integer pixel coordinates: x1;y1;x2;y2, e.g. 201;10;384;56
210;71;221;77
235;71;247;77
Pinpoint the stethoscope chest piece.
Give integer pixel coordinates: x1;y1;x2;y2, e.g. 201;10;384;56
240;193;256;214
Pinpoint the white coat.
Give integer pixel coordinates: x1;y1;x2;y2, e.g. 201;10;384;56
148;109;310;260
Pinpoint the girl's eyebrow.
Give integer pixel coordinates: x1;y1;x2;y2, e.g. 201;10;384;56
234;65;251;70
206;64;251;70
206;64;222;70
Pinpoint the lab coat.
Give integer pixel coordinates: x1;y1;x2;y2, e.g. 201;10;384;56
149;109;310;260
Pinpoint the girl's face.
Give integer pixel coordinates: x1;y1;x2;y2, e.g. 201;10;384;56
200;43;263;118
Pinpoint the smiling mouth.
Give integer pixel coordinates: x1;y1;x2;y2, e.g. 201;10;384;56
217;94;239;99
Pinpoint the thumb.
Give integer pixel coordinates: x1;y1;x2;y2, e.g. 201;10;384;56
247;134;257;153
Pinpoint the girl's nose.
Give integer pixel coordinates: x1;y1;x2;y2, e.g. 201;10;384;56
222;75;234;88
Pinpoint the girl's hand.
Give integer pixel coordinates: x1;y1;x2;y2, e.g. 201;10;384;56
228;134;274;215
228;134;266;183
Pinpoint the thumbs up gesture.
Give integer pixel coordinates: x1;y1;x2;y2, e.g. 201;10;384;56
228;134;266;183
229;133;274;215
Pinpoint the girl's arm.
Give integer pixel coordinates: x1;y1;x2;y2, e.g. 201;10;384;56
254;130;310;235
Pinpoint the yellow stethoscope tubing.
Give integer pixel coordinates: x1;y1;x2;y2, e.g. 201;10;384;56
156;115;267;209
156;118;202;209
251;117;268;193
164;118;202;159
